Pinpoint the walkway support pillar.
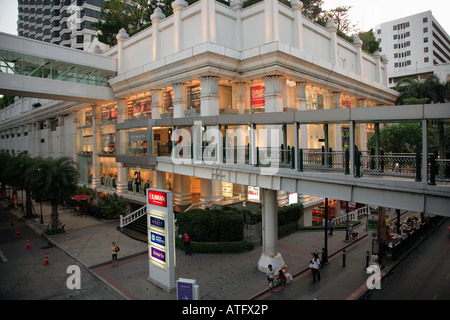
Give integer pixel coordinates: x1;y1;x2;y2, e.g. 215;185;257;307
258;188;285;272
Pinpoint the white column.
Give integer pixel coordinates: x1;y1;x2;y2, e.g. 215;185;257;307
152;171;166;189
172;83;186;118
201;0;216;42
58;115;65;157
116;28;129;74
291;0;304;51
116;162;128;195
258;188;285;272
173;174;191;206
150;89;163;120
200;76;220;117
172;0;187;52
231;0;243;50
354;35;363;76
200;178;222;202
326;18;338;66
117;98;128;122
91;106;100;189
151;8;165;61
263;75;284;113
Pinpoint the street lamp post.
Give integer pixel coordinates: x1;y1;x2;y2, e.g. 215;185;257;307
323;198;329;264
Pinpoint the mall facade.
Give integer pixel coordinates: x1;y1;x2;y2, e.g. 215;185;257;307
0;0;398;238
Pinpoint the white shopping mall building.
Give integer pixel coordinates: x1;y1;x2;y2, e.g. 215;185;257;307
2;0;449;271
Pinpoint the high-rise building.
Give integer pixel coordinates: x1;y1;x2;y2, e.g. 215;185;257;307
375;11;450;88
17;0;104;50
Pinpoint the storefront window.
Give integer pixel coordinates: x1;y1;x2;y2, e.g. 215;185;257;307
99;124;115;154
187;85;201;113
100;104;117;123
162;90;173;117
127;96;152;119
77;127;93;154
78;155;92;185
126;168;152;196
99;156;117;190
312;199;337;226
152;127;171;156
118;128;148;156
306;91;324;110
219;85;234;114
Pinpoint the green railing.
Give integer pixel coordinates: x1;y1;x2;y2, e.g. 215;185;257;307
0;49;116;87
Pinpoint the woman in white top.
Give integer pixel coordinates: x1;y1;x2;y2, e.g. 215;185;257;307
310;253;321;282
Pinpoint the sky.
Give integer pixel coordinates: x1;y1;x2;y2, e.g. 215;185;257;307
0;0;449;35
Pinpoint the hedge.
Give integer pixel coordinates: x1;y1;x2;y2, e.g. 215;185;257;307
176;206;244;242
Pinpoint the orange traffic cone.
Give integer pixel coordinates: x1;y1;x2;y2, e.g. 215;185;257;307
26;238;31;250
10;219;14;226
15;228;20;238
43;252;50;266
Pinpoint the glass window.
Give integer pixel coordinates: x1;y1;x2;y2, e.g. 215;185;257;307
99;124;115;154
99;157;117;190
77;127;93;153
127;96;152;119
187;85;201;112
118;128;148;156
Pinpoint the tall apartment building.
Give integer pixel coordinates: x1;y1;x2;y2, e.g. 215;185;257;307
375;11;450;88
17;0;103;50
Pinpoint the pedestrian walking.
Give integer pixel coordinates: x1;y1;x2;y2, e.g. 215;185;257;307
266;264;275;293
310;252;321;282
111;241;120;267
183;233;191;256
328;219;335;236
349;224;358;240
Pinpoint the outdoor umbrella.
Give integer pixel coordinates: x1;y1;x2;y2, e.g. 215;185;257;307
71;194;91;201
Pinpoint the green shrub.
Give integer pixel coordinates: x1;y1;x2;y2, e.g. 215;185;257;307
97;193;129;220
176;207;244;242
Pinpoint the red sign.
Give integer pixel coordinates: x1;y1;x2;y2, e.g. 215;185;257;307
148;191;167;207
251;85;265;108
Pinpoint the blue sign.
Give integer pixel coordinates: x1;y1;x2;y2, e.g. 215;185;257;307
150;232;165;247
150;216;165;229
177;281;194;300
151;247;166;263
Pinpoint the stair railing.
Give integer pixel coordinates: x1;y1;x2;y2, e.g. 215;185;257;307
120;205;147;228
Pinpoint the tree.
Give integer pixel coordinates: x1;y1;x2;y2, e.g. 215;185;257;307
4;153;35;218
0;152;12;201
325;6;359;35
395;75;450;105
94;0;171;46
25;157;79;232
358;29;380;54
367;123;437;154
302;0;324;21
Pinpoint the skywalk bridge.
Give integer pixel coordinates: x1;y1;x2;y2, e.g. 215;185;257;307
152;103;450;217
0;32;116;103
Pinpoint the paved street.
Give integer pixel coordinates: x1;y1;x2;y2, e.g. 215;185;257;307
0;209;122;300
366;219;450;300
0;199;447;303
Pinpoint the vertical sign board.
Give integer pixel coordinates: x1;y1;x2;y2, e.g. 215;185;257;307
147;188;175;292
177;278;199;300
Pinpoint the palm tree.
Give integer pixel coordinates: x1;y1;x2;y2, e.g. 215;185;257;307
396;75;450;105
25;157;79;232
5;153;35;218
0;152;12;201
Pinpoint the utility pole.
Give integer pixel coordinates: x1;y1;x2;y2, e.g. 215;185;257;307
323;198;329;264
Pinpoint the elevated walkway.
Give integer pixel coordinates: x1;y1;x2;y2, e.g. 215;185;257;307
0;32;116;103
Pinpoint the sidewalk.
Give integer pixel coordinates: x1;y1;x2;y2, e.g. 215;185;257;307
9;200;419;300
